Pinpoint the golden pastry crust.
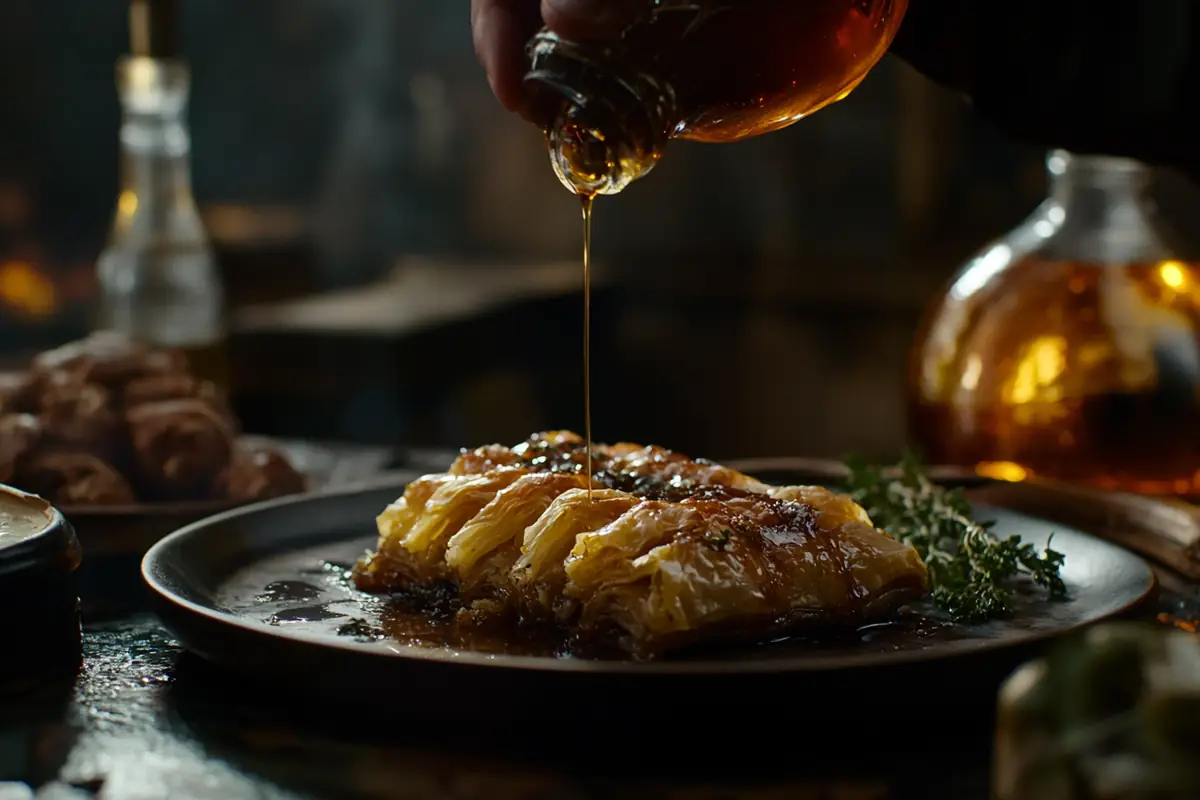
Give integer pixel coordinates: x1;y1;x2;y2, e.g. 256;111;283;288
353;432;929;658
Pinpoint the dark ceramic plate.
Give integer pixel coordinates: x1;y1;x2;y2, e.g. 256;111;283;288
141;468;1155;719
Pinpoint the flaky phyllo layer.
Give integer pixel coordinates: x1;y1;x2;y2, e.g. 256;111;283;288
353;431;929;657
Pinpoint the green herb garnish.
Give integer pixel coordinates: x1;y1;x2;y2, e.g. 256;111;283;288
843;453;1067;623
705;528;732;551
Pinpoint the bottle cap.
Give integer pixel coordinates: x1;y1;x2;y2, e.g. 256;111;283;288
0;485;83;693
129;0;179;59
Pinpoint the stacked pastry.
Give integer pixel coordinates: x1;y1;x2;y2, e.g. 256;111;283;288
0;331;306;506
354;431;929;658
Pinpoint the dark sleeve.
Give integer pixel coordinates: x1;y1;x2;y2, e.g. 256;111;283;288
890;0;1200;178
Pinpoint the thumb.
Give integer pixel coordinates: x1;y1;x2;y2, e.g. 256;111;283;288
541;0;643;41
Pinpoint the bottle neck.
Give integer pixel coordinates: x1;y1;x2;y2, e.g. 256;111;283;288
98;56;221;350
525;31;675;196
1038;149;1170;263
111;56;204;240
1045;149;1153;226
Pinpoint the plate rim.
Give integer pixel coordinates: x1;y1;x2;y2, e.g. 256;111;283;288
141;465;1158;676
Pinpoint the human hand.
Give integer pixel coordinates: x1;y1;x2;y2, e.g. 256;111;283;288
473;0;1200;179
471;0;640;119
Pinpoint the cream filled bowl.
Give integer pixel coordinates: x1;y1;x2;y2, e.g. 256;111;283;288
0;483;83;692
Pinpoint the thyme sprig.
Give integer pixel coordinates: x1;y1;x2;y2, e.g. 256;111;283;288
843;454;1067;623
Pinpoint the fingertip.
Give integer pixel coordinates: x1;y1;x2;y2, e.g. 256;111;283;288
475;4;529;113
541;0;639;41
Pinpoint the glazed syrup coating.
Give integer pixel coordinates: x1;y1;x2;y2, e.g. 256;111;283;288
450;431;766;496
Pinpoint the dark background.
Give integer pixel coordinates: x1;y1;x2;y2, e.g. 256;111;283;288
2;0;1196;460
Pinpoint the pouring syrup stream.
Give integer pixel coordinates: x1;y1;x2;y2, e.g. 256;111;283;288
580;194;594;499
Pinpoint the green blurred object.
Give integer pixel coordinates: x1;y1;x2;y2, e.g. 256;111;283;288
994;623;1200;800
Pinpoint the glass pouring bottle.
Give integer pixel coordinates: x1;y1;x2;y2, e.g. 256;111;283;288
908;150;1200;497
524;0;908;197
96;6;227;386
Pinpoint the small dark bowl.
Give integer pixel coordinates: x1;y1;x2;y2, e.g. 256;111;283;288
0;484;83;693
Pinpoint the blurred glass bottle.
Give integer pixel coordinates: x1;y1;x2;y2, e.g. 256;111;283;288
97;0;226;384
908;150;1200;497
524;0;908;197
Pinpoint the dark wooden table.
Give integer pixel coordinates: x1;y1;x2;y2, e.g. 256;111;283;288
2;565;1198;800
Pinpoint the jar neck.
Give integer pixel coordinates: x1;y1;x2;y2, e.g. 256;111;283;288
1040;149;1165;258
111;56;204;240
1046;149;1151;208
525;30;675;196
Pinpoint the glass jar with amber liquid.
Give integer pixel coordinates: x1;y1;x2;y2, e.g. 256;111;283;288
525;0;908;196
908;150;1200;497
